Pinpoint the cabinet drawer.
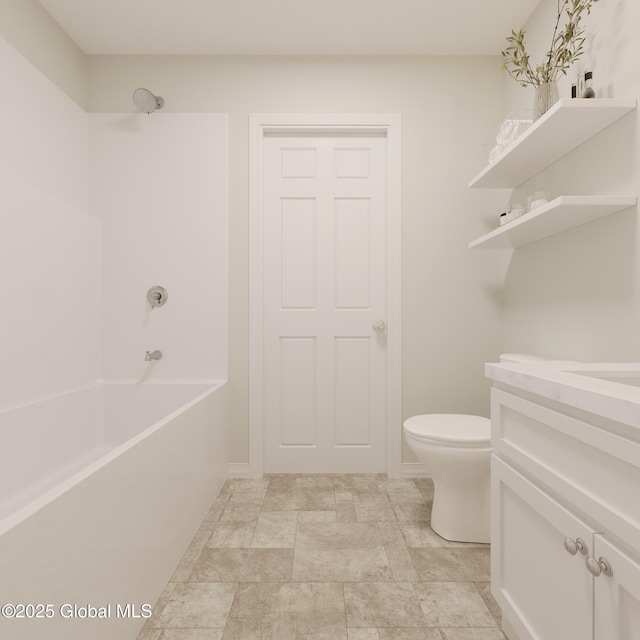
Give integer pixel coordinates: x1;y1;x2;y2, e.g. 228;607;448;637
491;389;640;552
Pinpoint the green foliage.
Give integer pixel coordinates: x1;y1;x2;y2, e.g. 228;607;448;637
501;0;599;87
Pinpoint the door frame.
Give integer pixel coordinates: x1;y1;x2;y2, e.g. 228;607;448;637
248;113;402;478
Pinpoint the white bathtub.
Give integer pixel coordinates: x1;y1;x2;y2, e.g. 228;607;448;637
0;381;228;640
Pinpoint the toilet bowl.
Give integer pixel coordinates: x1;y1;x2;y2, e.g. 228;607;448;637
404;414;491;543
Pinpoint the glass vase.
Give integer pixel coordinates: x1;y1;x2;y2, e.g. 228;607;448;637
533;81;559;120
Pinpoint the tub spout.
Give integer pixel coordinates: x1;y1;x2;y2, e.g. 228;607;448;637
145;350;163;361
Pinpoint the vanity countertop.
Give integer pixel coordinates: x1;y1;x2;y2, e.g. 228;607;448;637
485;361;640;428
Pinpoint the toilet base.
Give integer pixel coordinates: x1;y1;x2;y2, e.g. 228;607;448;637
430;475;490;544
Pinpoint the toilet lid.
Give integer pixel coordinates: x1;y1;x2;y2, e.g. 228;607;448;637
403;414;491;446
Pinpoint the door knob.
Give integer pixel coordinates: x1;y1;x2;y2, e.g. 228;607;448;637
373;319;387;333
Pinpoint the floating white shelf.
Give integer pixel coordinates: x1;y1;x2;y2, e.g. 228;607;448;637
469;99;637;189
468;196;637;249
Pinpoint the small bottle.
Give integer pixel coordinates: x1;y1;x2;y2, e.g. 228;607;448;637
571;83;577;99
582;71;595;98
577;72;584;99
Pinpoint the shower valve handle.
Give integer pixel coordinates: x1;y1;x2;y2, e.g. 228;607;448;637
147;286;168;308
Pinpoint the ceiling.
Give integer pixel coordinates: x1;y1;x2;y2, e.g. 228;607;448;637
38;0;540;56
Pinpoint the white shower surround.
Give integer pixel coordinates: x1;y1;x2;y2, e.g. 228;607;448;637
0;381;228;640
88;112;229;383
2;34;230;402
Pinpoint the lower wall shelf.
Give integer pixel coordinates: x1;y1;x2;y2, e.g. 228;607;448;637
469;195;637;249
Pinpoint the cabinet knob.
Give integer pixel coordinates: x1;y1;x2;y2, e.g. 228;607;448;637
586;556;613;577
564;537;588;556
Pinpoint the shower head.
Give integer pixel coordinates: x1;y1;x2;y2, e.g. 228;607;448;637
133;88;164;114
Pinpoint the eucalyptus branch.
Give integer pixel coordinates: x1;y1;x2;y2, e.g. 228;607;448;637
546;0;570;76
501;0;599;87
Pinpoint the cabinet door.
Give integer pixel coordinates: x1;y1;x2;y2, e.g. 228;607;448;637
492;457;595;640
593;535;640;640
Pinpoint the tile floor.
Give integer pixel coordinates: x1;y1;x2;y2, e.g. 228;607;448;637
137;475;505;640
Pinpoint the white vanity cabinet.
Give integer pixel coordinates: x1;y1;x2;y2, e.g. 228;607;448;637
488;383;640;640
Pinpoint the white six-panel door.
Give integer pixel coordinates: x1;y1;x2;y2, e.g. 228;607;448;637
261;133;388;473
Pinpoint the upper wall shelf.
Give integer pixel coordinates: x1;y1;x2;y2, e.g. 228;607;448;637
469;99;637;189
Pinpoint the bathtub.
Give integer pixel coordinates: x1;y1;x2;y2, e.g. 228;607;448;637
0;381;228;640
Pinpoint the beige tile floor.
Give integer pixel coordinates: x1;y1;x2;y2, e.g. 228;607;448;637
137;475;505;640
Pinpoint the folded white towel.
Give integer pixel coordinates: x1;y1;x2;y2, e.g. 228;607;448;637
496;119;532;147
496;119;517;146
488;118;533;164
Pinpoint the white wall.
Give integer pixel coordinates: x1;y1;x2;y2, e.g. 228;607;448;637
88;113;229;382
0;35;100;408
0;0;86;108
498;0;640;362
86;55;508;464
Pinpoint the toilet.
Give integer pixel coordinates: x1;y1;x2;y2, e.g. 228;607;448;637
404;413;492;543
404;353;568;544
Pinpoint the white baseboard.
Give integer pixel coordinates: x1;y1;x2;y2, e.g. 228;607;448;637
399;462;431;478
229;461;428;480
228;462;253;479
501;612;520;640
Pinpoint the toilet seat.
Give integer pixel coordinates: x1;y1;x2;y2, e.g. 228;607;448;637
403;414;490;448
